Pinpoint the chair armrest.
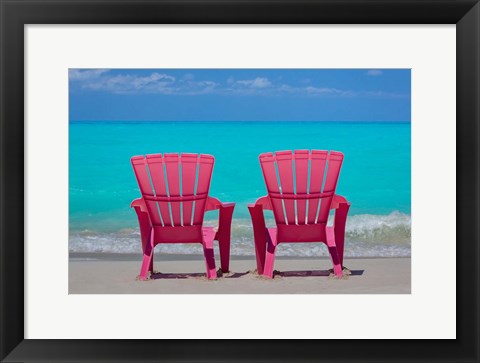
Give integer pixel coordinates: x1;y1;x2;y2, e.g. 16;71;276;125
247;195;272;210
130;197;151;253
130;198;148;213
205;196;235;211
330;194;351;210
205;196;235;235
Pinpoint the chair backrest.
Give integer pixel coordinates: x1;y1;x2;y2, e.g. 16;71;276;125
131;153;214;227
259;150;343;226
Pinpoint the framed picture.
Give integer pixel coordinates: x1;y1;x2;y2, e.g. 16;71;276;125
1;0;478;362
68;68;412;294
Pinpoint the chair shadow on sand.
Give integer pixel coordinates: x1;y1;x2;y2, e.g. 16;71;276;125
149;270;250;280
149;269;363;280
274;269;364;278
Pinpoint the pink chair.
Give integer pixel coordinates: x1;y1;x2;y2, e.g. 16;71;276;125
248;150;350;278
131;153;235;280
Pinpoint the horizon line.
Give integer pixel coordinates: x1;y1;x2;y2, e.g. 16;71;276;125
70;119;411;123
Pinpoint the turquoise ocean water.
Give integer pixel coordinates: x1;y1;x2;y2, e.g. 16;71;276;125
69;121;411;257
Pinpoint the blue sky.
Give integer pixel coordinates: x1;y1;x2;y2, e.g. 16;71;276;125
69;69;410;122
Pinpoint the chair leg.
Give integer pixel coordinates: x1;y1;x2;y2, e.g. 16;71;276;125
138;229;154;281
217;205;234;273
149;253;154;274
326;228;343;277
334;202;350;268
263;231;277;279
248;204;267;275
202;230;217;279
218;238;230;273
327;246;343;277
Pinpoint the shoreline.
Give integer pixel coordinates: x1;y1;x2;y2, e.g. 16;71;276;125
69;252;411;261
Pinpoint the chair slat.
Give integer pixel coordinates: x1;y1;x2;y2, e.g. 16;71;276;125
276;151;296;225
259;149;344;230
307;150;328;224
164;153;181;226
259;153;286;225
131;156;162;226
193;154;214;225
145;154;171;226
181;153;198;226
317;151;343;223
133;152;216;229
131;156;153;195
323;151;344;192
294;150;309;224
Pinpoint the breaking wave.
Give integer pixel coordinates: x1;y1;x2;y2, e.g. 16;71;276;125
69;211;410;257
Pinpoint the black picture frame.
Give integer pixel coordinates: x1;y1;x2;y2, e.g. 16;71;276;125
1;0;479;362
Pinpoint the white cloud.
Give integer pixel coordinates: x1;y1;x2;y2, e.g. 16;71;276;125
306;86;337;94
69;69;110;80
198;81;217;88
278;84;294;92
70;70;406;98
178;80;218;95
84;72;176;93
236;77;272;88
305;86;355;96
367;69;383;76
72;71;221;95
130;73;175;89
363;90;408;98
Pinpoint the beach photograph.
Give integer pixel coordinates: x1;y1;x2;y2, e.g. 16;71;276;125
69;68;411;294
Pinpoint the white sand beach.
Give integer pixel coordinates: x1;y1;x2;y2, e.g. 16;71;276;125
69;254;410;294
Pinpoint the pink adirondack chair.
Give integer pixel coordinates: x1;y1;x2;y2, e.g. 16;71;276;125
131;153;235;280
248;150;350;278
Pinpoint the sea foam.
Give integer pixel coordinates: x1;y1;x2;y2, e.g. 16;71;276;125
69;211;411;257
